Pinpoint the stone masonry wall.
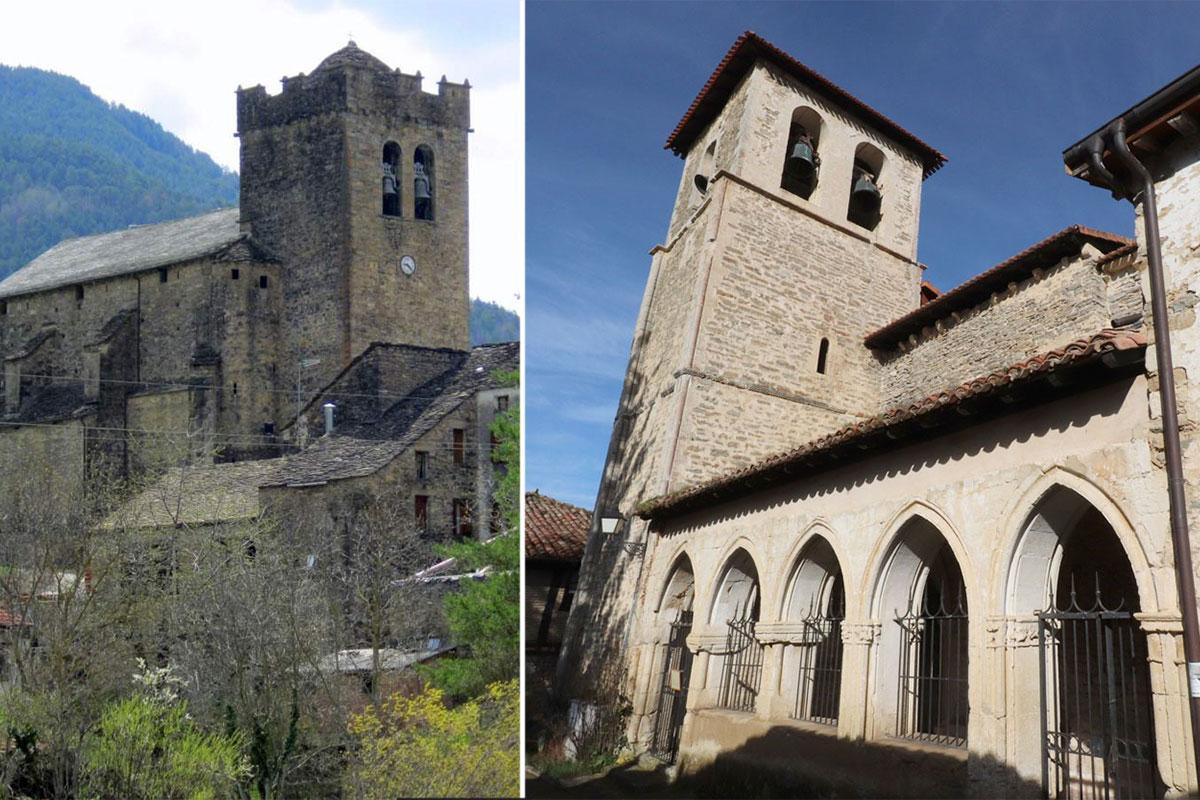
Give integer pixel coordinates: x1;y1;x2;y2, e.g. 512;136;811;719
879;252;1122;409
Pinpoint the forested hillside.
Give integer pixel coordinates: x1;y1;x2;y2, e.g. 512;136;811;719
0;65;238;277
470;298;520;345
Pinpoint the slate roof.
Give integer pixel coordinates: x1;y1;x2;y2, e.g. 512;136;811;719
525;491;591;563
865;226;1134;350
263;342;518;488
110;458;286;529
0;208;247;299
667;31;946;177
312;41;393;76
639;328;1148;520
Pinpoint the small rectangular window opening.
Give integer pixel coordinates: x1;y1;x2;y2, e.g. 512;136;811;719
452;428;465;465
158;268;168;283
231;268;240;280
75;285;84;303
416;450;429;480
1;302;7;316
415;495;429;532
497;395;509;412
259;275;269;289
817;338;830;375
452;498;472;538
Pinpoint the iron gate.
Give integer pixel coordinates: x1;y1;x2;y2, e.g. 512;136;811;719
895;585;969;747
649;610;693;763
718;614;763;713
792;585;844;725
1037;591;1159;800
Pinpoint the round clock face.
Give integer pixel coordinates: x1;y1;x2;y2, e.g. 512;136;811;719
400;255;416;276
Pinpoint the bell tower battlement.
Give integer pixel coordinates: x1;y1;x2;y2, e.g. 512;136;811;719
237;41;471;392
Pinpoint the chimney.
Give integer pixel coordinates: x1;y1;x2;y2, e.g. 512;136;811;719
323;402;336;435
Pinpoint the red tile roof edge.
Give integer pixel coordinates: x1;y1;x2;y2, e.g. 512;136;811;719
525;490;592;563
638;328;1147;520
665;31;947;178
865;226;1135;350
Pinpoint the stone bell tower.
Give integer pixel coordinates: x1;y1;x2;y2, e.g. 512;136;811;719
236;42;471;388
558;31;945;700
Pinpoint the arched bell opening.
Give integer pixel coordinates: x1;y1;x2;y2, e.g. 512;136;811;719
781;535;844;725
847;142;884;230
872;516;969;748
382;141;402;217
780;107;823;200
414;145;434;220
1010;485;1163;799
691;140;717;204
647;554;695;763
710;548;762;713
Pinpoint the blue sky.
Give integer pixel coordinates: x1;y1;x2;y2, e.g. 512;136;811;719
526;0;1200;508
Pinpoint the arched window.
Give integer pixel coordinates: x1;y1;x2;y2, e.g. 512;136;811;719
414;145;434;220
782;536;844;725
781;107;823;200
710;548;762;713
816;337;830;374
691;140;717;204
648;555;696;763
382;142;401;217
847;142;884;230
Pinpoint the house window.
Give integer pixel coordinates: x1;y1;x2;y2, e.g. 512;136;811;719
452;428;465;465
76;285;84;304
414;495;429;532
416;450;429;480
414;146;434;221
1;302;7;316
816;338;830;374
382;141;402;217
231;268;240;280
259;275;269;289
497;395;509;412
158;268;168;283
452;498;472;538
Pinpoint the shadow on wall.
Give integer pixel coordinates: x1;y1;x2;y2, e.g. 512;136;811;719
531;724;1043;799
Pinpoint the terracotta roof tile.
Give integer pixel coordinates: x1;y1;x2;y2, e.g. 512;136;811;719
865;226;1134;350
639;328;1147;520
525;491;590;563
666;31;946;178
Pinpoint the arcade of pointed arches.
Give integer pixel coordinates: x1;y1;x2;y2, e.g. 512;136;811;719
640;472;1174;795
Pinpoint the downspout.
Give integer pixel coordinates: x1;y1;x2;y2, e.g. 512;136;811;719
1096;117;1200;788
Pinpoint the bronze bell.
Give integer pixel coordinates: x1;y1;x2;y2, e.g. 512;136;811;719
852;170;881;210
413;164;432;201
382;163;398;195
786;136;818;180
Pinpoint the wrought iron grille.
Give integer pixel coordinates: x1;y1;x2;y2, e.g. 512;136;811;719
1037;583;1160;800
895;584;969;747
718;614;763;713
649;610;693;763
791;582;845;725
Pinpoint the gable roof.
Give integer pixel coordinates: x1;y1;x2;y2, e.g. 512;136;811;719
666;31;946;178
525;491;591;563
0;208;255;299
864;226;1134;350
108;458;286;529
639;328;1147;521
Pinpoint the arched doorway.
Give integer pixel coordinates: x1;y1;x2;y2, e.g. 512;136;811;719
710;548;762;713
1012;486;1162;799
781;535;844;725
872;516;969;747
648;555;694;763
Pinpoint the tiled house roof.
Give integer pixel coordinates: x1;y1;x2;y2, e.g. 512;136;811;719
639;328;1147;520
525;491;591;563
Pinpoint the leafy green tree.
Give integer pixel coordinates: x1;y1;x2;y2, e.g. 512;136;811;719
346;680;519;799
422;371;519;699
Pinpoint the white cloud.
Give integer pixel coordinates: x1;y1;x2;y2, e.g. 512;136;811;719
1;0;522;311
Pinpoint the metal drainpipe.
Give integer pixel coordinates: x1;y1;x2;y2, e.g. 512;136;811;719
1103;117;1200;789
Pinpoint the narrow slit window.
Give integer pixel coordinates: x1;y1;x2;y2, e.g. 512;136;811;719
231;268;240;280
452;428;465;465
817;338;830;374
415;495;429;532
416;450;429;480
158;268;168;283
259;275;269;289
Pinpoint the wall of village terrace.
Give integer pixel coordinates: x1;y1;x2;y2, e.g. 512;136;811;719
626;377;1195;798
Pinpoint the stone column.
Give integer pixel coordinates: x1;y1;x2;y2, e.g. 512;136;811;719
1140;613;1193;797
994;615;1042;798
840;620;879;740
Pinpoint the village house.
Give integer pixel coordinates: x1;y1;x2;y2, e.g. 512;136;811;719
558;32;1200;798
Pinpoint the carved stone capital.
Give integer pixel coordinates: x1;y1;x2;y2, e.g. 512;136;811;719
842;621;881;646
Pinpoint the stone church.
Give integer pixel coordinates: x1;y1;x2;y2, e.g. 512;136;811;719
0;42;516;541
559;32;1200;797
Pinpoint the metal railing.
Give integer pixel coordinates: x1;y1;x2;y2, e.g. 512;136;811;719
648;610;693;763
895;585;968;747
718;614;763;713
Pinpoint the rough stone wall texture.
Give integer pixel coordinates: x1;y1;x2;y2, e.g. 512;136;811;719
627;379;1194;796
238;57;470;393
125;389;196;474
879;253;1119;408
0;417;87;504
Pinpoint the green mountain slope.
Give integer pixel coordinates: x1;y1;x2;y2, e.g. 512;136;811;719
0;64;519;343
0;65;239;277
